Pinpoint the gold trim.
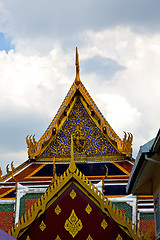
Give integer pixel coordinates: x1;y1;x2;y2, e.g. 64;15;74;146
9;157;144;240
26;236;31;240
70;189;76;199
85;204;92;214
0;188;16;199
26;50;133;159
55;235;61;240
55;205;61;215
86;235;93;240
116;234;123;240
25;164;46;178
64;209;83;238
112;162;130;175
101;219;108;229
39;220;46;231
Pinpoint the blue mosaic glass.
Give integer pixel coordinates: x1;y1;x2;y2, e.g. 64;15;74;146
41;98;118;157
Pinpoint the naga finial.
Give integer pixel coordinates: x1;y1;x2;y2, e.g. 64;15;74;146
0;167;2;180
6;164;10;174
75;47;80;85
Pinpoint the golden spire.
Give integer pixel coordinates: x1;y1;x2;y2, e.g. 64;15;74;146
68;135;76;173
75;47;80;85
53;157;57;179
51;157;57;184
11;161;17;189
102;165;108;193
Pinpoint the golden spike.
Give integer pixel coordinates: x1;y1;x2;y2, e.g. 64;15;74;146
144;224;152;240
10;162;18;190
24;212;27;222
0;167;2;180
11;161;14;171
75;47;80;84
51;157;57;184
68;135;76;173
112;204;115;213
6;164;10;174
102;165;108;193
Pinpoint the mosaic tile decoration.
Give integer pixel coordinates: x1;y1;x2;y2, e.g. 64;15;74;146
140;213;155;239
19;193;43;219
40;98;119;158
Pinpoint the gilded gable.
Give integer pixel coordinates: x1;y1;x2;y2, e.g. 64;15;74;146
39;97;119;159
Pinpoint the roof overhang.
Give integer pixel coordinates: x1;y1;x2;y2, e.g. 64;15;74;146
127;129;160;195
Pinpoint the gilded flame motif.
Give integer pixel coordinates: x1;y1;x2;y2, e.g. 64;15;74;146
26;236;31;240
101;219;108;229
70;189;76;199
55;235;61;240
39;220;46;231
64;209;83;238
85;204;92;214
116;234;123;240
55;205;61;215
86;234;93;240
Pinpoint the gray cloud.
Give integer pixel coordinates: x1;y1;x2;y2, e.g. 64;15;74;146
1;0;160;53
81;56;125;78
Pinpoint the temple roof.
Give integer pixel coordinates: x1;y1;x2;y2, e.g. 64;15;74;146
9;151;143;240
26;48;133;161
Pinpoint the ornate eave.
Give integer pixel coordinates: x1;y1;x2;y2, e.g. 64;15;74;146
9;153;143;240
26;48;133;160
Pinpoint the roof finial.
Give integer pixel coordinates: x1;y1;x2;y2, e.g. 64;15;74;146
51;157;57;184
68;135;77;173
75;47;80;85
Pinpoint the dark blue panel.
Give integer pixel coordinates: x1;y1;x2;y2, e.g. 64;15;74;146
2;190;16;198
33;162;126;177
104;185;126;195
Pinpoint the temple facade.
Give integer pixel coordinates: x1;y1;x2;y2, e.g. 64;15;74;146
0;49;155;239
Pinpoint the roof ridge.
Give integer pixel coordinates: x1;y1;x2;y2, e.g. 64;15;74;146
8;162;144;240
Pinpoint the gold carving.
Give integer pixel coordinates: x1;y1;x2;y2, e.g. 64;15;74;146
70;189;76;199
55;205;61;215
86;235;93;240
39;220;46;231
26;235;31;240
73;124;86;153
101;219;108;229
122;132;133;154
55;235;61;240
64;209;83;238
0;167;2;180
116;234;123;240
85;204;92;214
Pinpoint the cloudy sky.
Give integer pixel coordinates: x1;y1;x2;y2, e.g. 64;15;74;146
0;0;160;174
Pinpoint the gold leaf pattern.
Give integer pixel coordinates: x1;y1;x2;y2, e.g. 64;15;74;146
26;236;31;240
70;189;76;199
55;235;61;240
86;234;93;240
64;209;83;238
39;220;46;231
116;234;123;240
101;219;108;229
55;205;61;215
85;204;92;214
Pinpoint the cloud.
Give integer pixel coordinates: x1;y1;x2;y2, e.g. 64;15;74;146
1;0;160;54
81;56;125;79
0;19;160;174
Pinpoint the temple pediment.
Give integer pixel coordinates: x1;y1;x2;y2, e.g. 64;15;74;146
26;48;133;161
9;155;143;240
